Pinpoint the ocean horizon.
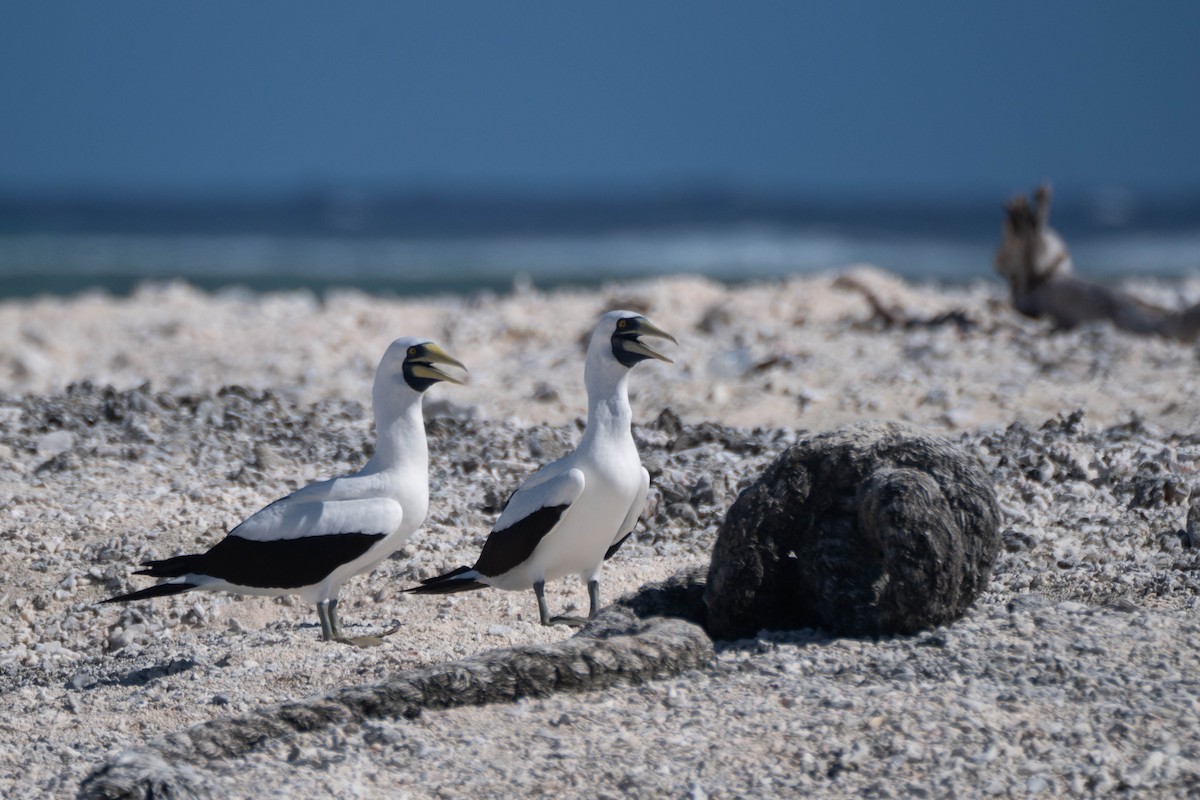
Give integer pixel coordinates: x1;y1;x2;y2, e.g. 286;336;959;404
2;187;1199;298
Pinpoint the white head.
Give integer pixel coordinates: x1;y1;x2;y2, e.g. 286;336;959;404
584;310;677;387
373;336;467;409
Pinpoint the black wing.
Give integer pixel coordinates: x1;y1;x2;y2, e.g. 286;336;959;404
133;532;386;590
473;505;569;578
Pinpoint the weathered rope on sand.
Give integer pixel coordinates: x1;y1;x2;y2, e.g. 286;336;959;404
79;572;712;800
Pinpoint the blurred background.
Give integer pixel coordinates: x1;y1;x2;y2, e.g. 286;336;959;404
1;1;1198;298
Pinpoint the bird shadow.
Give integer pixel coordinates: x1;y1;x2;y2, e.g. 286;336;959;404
66;657;198;692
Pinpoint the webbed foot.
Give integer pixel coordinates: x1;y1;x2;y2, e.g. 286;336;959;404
335;635;387;648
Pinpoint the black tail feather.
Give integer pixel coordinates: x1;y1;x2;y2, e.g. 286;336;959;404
101;581;196;604
407;565;486;595
408;580;487;595
419;565;474;585
134;554;202;579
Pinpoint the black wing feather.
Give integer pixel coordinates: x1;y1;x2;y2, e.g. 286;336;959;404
603;531;634;561
474;504;569;578
128;532;386;591
407;504;571;595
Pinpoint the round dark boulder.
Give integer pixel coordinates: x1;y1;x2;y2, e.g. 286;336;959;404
704;421;1000;639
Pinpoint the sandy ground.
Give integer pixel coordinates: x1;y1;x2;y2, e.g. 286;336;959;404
5;266;1199;433
2;267;1200;797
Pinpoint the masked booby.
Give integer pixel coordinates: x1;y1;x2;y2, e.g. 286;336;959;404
409;311;675;626
101;337;466;646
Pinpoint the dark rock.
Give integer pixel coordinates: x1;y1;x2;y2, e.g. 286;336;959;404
665;502;700;525
1001;527;1037;553
689;474;717;507
1124;466;1189;509
1006;594;1052;614
33;451;80;476
653;407;684;437
669;422;767;455
67;671;94;692
704;421;1001;639
1185;498;1200;549
531;382;559;403
697;302;735;333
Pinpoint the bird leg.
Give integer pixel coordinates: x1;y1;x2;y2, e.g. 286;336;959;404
536;579;589;627
328;598;344;640
317;599;336;641
322;598;387;648
587;579;601;619
534;580;553;626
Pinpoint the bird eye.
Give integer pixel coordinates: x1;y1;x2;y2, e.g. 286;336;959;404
617;319;627;329
408;347;417;357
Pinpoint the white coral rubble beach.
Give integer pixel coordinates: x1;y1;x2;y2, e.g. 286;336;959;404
2;268;1200;797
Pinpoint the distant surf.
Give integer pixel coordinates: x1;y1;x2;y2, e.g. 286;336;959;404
1;188;1197;297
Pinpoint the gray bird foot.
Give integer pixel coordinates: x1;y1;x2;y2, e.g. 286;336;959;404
546;615;589;627
334;624;401;647
335;634;387;648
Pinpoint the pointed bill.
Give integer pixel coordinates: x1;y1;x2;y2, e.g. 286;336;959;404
410;343;468;385
624;318;677;363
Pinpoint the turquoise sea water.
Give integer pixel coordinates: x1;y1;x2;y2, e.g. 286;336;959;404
1;191;1198;297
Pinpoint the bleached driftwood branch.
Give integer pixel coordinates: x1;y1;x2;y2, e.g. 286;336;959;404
995;184;1200;340
832;274;975;331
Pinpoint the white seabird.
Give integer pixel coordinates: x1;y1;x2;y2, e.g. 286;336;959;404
409;311;676;626
102;337;466;646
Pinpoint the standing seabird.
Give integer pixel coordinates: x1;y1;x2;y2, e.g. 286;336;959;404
409;311;675;626
102;337;466;646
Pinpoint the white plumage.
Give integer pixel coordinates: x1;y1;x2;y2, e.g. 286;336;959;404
411;310;674;626
103;337;465;646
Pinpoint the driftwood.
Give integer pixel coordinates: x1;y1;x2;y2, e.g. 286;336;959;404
833;274;976;331
996;184;1200;340
79;573;712;800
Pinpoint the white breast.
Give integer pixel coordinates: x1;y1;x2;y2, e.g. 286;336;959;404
526;445;642;584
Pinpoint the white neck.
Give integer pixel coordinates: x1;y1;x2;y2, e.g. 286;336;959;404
580;357;633;447
363;380;428;475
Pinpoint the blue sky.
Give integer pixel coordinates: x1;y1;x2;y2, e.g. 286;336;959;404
2;1;1198;195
